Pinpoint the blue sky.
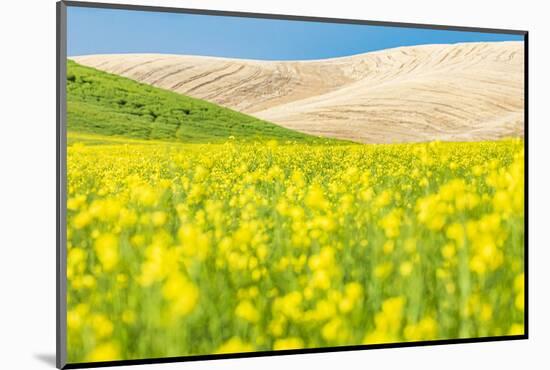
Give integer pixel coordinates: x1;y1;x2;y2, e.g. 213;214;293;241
67;6;523;60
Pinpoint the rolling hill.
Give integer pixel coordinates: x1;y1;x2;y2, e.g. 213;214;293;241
66;60;334;144
72;41;525;144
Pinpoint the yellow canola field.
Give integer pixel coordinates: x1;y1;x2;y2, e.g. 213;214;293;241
66;138;525;362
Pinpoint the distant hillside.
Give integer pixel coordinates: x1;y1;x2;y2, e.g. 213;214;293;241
73;41;525;143
66;60;333;144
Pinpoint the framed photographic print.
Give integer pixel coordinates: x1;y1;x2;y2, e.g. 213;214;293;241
56;1;528;368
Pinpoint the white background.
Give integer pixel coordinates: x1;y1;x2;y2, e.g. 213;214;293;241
0;0;548;368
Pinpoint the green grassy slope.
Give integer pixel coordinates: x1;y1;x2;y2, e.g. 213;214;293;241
67;60;335;144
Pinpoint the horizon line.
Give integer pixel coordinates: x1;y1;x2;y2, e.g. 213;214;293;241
68;39;524;63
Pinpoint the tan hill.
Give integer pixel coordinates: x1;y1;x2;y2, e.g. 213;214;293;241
72;41;524;144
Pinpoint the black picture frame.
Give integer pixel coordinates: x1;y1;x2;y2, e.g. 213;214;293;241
56;1;529;368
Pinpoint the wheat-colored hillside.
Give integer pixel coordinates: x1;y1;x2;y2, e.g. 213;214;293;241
72;41;524;143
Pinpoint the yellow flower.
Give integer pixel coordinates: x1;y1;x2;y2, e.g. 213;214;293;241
508;323;524;335
162;272;199;318
441;243;456;259
85;342;120;362
268;317;286;337
514;273;525;312
514;273;525;291
446;223;465;246
404;316;438;341
383;240;395;254
118;208;137;227
215;337;255;354
364;296;406;344
273;291;303;321
67;303;89;331
138;236;179;286
72;211;92;229
178;224;210;260
348;283;363;299
94;233;119;271
363;330;396;344
89;199;122;220
515;294;524;312
399;261;413;276
235;300;260;323
133;184;158;206
273;337;304;350
91;314;114;339
480;303;493;322
374;190;392;209
67;247;86;279
379;209;403;238
151;211;167;226
305;184;328;210
322;318;347;342
416;194;447;231
374;262;393;279
67;195;86;211
404;238;417;253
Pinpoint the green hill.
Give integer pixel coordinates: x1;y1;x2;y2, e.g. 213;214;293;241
67;60;334;144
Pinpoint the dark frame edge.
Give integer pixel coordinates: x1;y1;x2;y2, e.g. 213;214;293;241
62;335;527;369
61;0;527;35
57;1;68;369
523;32;529;339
